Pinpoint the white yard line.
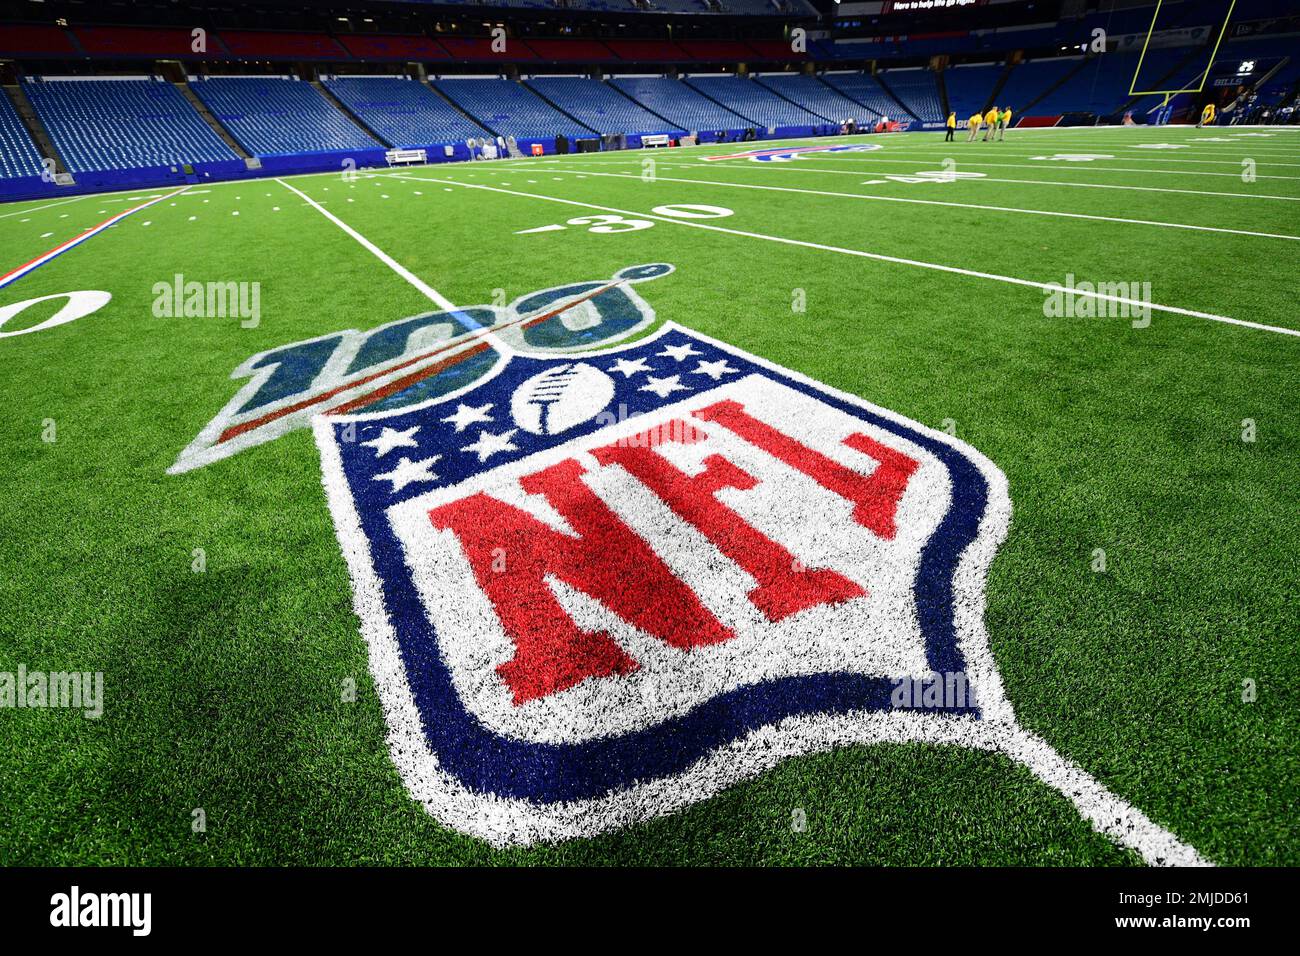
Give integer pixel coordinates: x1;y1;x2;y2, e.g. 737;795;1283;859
644;158;1300;202
763;154;1300;181
872;147;1300;165
532;165;1300;241
276;178;517;356
0;194;88;220
396;172;1300;339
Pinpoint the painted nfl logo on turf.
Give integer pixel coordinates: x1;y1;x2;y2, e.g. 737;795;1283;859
315;272;1012;846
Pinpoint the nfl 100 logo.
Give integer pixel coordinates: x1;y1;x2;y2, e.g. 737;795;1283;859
176;263;1205;861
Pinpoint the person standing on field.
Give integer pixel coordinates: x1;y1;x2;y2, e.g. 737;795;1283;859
945;111;956;141
982;105;999;141
1199;102;1216;127
967;111;983;141
997;106;1012;140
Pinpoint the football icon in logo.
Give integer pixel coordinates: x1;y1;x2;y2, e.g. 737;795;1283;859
511;362;615;435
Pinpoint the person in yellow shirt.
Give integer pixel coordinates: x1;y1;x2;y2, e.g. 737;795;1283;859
966;111;983;141
1199;102;1216;127
945;111;956;142
997;107;1012;140
982;105;999;141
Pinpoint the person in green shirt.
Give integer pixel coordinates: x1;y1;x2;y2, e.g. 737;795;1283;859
996;107;1012;140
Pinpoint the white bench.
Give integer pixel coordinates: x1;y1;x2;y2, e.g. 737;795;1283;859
385;148;427;166
641;134;671;148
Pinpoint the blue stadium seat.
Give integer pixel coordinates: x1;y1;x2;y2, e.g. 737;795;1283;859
820;73;905;124
191;76;379;156
683;74;824;128
322;76;489;147
879;68;943;124
753;73;879;124
607;76;750;133
431;78;594;140
0;92;44;179
992;58;1081;115
525;76;683;136
944;62;1004;122
23;77;236;173
1032;54;1143;116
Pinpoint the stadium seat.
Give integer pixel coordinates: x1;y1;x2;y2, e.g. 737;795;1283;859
819;72;904;124
323;76;489;148
754;73;878;124
0;92;44;179
431;78;594;140
190;76;379;156
607;76;750;133
943;62;1004;122
683;74;824;128
23;77;237;173
878;68;943;125
991;58;1081;115
524;77;683;136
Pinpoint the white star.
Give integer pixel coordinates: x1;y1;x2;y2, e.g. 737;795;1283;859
372;455;441;493
691;358;738;381
640;374;689;399
657;342;702;362
461;428;519;463
441;402;493;433
609;356;653;378
360;425;420;458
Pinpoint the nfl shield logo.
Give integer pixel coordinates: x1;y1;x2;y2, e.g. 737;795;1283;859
316;292;1012;847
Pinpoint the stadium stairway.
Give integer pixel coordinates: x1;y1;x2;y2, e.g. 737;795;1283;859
311;79;385;143
175;82;250;160
3;83;66;176
1016;56;1092;115
984;61;1016;112
423;79;499;138
606;76;752;136
868;73;920;124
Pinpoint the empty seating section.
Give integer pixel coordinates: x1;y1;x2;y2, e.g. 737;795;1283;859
439;37;538;62
944;63;1002;120
191;77;378;156
219;31;345;59
0;93;44;179
1127;47;1217;117
526;39;616;62
994;58;1080;113
0;24;77;56
683;75;823;127
879;69;942;124
1031;54;1142;116
604;40;688;62
754;73;875;123
676;41;758;62
24;78;236;173
608;76;748;132
337;35;451;61
74;27;207;58
323;77;488;147
820;73;901;122
747;39;806;62
432;78;593;139
527;77;681;134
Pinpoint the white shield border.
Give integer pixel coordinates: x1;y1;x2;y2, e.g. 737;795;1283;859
314;321;1208;864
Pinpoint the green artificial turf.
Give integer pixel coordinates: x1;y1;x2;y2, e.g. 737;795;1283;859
0;126;1296;865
